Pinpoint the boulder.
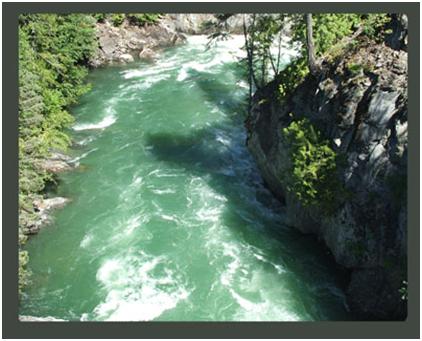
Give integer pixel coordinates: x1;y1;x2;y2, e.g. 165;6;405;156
119;53;134;63
139;48;156;62
28;197;71;234
40;152;74;173
34;197;70;212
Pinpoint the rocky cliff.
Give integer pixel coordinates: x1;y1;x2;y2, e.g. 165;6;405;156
246;38;408;320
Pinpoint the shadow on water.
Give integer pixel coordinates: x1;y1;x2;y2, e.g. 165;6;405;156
143;71;353;320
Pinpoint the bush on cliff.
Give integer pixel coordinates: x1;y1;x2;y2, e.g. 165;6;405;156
110;13;125;27
282;117;341;210
126;13;161;26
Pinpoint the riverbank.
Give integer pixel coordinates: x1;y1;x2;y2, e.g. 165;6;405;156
22;13;246;231
19;14;245;294
90;14;246;67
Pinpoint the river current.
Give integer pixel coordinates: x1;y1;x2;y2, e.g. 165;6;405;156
21;36;352;321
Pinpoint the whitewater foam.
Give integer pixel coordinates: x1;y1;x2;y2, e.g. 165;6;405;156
73;114;116;131
93;253;191;321
80;233;93;248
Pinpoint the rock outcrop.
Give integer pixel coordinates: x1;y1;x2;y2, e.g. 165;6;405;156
90;19;186;67
23;197;71;235
39;152;75;173
246;39;407;320
160;14;246;35
90;14;248;67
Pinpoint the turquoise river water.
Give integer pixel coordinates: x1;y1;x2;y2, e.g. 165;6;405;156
21;36;352;321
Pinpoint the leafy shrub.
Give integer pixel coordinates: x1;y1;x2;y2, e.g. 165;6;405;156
276;14;391;100
111;13;125;26
361;14;391;41
282;118;340;209
347;62;364;76
19;251;30;295
126;13;161;26
277;57;308;98
92;13;107;23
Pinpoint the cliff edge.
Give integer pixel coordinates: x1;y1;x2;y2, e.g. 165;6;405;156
246;36;408;319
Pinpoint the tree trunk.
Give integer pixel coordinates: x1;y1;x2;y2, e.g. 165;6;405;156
243;14;259;114
306;14;318;76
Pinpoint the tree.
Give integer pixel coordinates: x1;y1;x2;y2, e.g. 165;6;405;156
18;14;97;294
305;14;319;76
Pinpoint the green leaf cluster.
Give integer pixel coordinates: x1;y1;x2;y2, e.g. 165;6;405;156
291;14;390;58
277;14;390;98
18;14;97;294
242;14;392;104
126;13;161;26
92;13;161;27
282;118;340;209
110;13;125;27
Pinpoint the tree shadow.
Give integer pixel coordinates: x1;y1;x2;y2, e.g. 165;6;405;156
188;67;248;117
144;118;352;318
143;71;353;319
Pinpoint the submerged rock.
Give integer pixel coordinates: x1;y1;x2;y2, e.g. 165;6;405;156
39;152;74;173
138;48;156;62
26;197;71;234
119;53;134;63
34;197;70;212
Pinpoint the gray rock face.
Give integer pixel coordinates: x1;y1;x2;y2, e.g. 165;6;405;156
90;14;248;67
90;19;186;67
246;41;407;320
162;14;247;35
162;14;216;34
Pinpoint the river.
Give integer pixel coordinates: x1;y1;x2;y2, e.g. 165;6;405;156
20;35;352;321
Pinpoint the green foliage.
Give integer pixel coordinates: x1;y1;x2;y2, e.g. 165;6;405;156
19;251;30;295
126;13;161;26
18;14;96;294
244;14;288;89
275;14;391;99
360;14;391;41
242;14;392;103
291;14;360;57
347;62;364;76
291;14;390;57
111;13;125;26
277;57;309;98
92;13;107;23
282;118;340;209
101;13;161;27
